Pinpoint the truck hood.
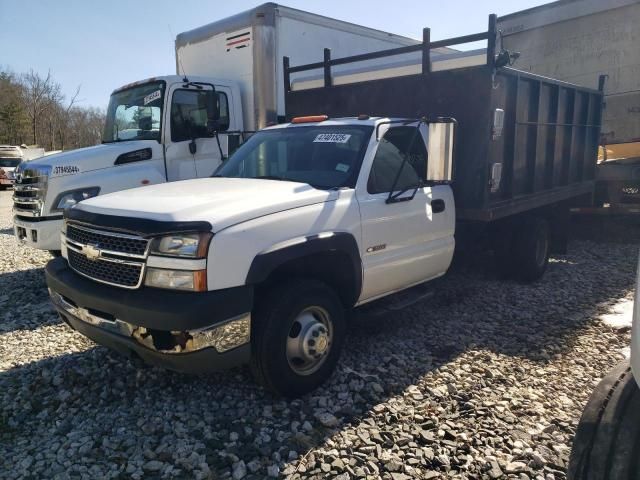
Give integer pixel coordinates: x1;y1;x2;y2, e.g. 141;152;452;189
23;140;158;175
74;177;338;232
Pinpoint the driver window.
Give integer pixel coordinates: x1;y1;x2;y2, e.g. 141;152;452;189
171;89;212;142
367;126;427;194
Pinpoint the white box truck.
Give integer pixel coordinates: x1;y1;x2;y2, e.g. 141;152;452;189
13;3;428;252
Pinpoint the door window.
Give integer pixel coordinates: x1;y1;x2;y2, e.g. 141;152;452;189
170;89;212;142
367;126;427;194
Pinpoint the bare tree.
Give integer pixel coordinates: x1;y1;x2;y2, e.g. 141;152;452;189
44;82;64;150
0;67;104;150
21;70;57;145
55;84;81;150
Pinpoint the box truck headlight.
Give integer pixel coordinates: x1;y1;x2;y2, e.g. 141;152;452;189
150;233;212;258
145;268;207;291
53;187;100;211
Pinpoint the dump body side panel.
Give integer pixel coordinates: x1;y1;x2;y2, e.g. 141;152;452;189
480;69;603;220
285;67;493;212
285;65;602;221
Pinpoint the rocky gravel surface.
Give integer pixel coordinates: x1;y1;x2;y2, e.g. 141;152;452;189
0;189;638;479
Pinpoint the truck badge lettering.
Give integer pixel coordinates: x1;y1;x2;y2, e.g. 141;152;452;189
52;165;80;176
143;90;161;105
366;244;386;253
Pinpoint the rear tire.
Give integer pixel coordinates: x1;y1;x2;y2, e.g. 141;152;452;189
569;361;640;480
250;279;346;397
512;216;550;282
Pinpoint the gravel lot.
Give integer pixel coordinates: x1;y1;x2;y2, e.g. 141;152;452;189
0;189;638;480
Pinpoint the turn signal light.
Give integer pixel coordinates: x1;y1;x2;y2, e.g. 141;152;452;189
291;115;328;124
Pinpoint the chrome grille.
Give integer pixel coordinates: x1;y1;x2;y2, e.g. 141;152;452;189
65;223;149;289
67;224;148;256
13;166;48;217
68;249;143;288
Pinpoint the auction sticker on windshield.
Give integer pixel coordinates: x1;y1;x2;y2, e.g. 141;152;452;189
313;133;351;143
143;90;161;105
51;165;80;177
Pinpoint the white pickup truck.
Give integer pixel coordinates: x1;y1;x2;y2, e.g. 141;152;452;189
45;116;456;396
12;3;423;253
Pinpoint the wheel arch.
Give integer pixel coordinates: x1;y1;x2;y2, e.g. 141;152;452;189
246;232;362;308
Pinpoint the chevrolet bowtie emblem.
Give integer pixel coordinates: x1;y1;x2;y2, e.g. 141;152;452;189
82;244;101;261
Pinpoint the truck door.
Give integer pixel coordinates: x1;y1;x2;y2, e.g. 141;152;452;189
164;84;232;181
357;125;455;301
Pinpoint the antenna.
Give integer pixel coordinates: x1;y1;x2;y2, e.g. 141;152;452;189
168;24;189;82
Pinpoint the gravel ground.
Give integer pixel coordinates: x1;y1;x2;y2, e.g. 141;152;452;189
0;189;638;480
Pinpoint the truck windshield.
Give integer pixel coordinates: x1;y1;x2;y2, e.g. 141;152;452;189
0;158;21;168
103;81;164;143
214;125;373;189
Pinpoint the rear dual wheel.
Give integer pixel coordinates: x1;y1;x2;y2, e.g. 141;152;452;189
494;216;550;282
250;279;346;397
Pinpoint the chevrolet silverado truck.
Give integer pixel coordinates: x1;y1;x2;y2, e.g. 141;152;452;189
45;115;456;396
45;18;603;396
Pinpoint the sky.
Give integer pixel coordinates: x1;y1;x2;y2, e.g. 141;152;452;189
0;0;549;109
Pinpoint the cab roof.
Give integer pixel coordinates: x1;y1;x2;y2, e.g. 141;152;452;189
264;116;418;130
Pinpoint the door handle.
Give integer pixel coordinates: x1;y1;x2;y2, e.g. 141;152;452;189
431;199;446;213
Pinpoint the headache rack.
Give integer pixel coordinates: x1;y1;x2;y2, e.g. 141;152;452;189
283;14;604;222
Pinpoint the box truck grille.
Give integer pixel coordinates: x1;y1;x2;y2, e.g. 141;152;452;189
68;249;144;288
66;224;149;257
13;169;47;216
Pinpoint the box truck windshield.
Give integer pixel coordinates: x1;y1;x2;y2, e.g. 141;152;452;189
0;158;21;168
214;125;373;189
103;81;165;143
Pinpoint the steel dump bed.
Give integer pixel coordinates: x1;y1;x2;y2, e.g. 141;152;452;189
283;15;603;221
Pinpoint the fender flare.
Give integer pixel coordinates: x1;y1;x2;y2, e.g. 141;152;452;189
245;232;362;303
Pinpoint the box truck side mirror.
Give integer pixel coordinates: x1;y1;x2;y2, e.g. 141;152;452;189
206;90;220;135
427;121;455;183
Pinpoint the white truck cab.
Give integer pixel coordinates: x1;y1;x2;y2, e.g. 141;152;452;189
13;75;241;251
45;116;455;397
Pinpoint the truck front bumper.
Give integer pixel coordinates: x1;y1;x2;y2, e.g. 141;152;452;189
14;216;63;251
45;257;253;373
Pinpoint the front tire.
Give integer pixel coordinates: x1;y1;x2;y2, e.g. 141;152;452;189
250;279;346;397
569;361;640;479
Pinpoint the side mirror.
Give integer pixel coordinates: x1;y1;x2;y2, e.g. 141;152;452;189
206;119;220;137
427;121;454;182
206;90;220;136
138;116;152;131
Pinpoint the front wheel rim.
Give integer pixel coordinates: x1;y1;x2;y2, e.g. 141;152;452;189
286;306;333;376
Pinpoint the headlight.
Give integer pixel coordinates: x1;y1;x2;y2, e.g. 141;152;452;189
53;187;100;211
144;268;207;291
150;232;212;258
